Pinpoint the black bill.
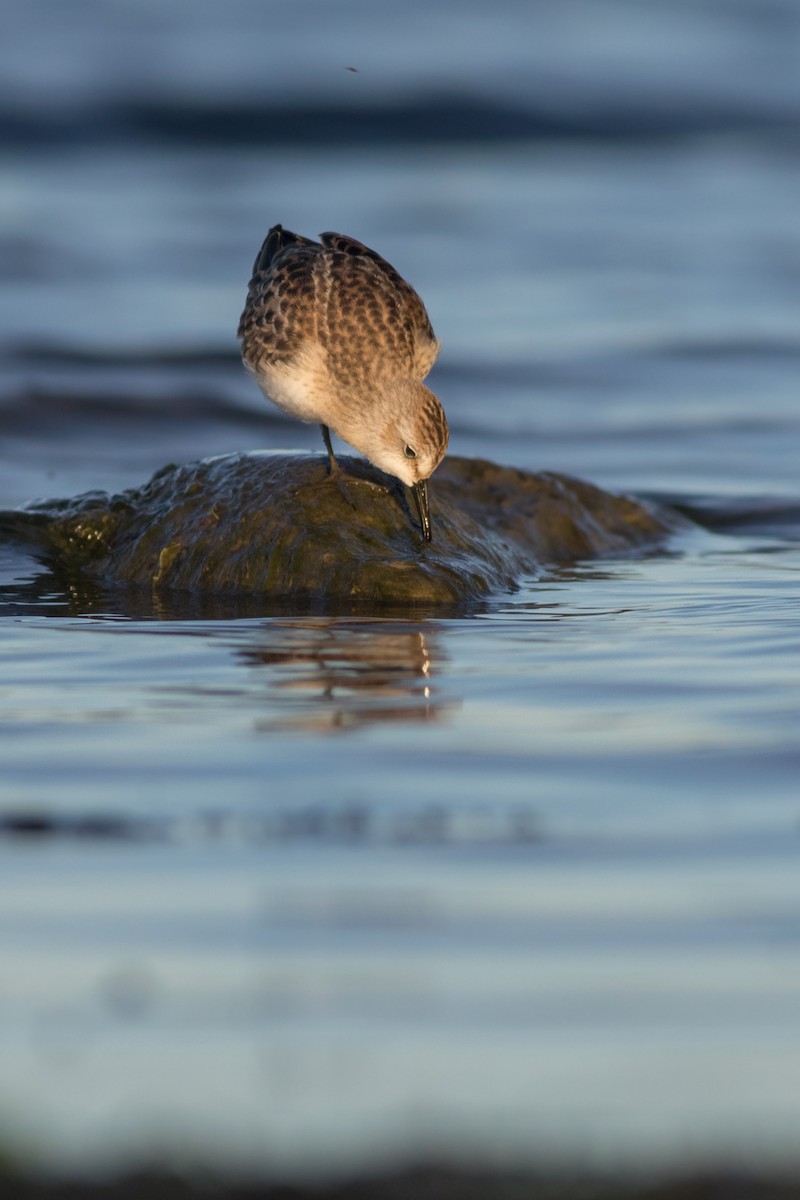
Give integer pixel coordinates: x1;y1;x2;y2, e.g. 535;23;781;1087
412;479;432;542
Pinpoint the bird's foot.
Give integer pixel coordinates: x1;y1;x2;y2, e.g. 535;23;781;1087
317;458;358;510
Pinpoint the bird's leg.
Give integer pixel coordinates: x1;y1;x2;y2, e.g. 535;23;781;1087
319;423;356;510
320;424;339;476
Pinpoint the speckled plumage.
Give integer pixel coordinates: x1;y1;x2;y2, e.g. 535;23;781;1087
238;225;449;540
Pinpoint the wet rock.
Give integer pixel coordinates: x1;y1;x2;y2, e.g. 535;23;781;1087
2;453;676;605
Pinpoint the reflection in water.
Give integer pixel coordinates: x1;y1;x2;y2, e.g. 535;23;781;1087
236;619;451;732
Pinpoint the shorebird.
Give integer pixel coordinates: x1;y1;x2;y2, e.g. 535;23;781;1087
237;225;448;541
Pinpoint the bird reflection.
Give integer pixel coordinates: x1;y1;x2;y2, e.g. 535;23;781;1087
236;619;449;732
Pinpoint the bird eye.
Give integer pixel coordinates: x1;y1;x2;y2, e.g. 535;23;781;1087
404;445;416;459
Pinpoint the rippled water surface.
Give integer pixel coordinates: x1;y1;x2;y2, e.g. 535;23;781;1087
3;0;800;1184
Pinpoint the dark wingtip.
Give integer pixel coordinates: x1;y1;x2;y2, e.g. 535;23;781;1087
256;224;314;269
252;225;322;275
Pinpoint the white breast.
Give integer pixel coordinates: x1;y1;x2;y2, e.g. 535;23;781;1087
247;348;329;425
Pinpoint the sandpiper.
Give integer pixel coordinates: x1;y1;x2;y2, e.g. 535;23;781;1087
237;225;448;541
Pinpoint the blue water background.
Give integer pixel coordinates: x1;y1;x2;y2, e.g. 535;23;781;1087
2;0;800;1181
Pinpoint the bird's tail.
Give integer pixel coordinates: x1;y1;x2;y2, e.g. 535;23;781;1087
252;224;315;275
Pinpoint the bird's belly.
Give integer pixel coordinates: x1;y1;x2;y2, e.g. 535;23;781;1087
249;359;327;424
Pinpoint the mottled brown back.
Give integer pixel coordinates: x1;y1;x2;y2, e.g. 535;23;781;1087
238;225;440;390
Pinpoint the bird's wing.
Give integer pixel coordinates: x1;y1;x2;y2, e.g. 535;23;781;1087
319;232;440;380
237;226;322;369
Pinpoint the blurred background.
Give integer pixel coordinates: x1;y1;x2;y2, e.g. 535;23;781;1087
3;1;800;1195
4;0;800;508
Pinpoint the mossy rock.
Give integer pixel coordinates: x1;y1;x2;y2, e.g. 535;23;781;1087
3;453;676;606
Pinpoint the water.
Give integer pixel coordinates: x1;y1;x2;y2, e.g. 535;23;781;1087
3;0;800;1185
